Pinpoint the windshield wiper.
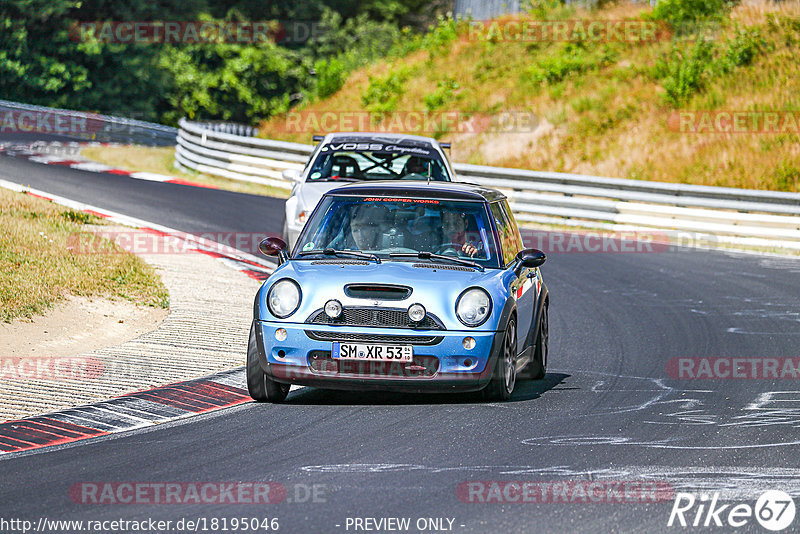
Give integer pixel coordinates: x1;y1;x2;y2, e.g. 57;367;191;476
389;251;484;272
313;177;361;183
298;248;381;264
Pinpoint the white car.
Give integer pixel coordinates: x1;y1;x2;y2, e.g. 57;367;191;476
282;132;455;251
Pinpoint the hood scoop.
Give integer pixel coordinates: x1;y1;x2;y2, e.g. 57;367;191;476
412;263;473;272
344;284;412;301
311;260;370;266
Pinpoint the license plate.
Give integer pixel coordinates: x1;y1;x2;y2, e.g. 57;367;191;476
332;342;413;362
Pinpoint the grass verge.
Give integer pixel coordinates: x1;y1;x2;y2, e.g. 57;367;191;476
0;188;169;322
80;145;291;199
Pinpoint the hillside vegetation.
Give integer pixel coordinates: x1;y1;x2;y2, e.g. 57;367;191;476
0;0;447;125
259;0;800;192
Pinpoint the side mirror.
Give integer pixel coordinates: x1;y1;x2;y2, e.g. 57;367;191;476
282;169;302;183
259;237;288;257
516;249;546;269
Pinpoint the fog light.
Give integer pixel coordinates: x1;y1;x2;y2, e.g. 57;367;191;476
463;337;476;350
275;328;287;341
325;299;343;319
408;304;426;323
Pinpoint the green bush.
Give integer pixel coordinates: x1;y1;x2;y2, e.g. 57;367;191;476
650;0;735;26
655;40;714;107
361;66;412;114
773;162;800;192
419;15;460;59
719;28;765;72
653;24;765;107
314;58;347;99
424;78;459;111
524;42;618;85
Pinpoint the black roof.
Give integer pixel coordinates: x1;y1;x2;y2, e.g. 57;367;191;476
325;181;506;202
323;132;441;148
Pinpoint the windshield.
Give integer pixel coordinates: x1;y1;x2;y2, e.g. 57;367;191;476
295;196;500;268
306;145;451;182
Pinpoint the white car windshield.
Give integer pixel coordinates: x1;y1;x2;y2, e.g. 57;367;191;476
295;196;500;268
307;148;451;182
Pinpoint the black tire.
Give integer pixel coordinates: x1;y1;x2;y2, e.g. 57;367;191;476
247;322;290;403
483;318;517;402
529;305;548;380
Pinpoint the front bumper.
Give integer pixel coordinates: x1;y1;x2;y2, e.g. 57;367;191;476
254;320;503;393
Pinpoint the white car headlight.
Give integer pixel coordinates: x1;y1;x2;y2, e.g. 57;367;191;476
456;288;492;327
267;279;301;318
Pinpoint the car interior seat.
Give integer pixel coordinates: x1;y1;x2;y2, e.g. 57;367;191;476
331;155;362;178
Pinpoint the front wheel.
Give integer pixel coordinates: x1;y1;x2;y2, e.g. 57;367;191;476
529;305;548;380
247;322;290;403
483;318;517;401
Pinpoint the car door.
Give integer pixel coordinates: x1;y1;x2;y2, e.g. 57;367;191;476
490;201;533;363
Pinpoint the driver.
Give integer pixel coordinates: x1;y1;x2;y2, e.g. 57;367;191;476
403;156;429;177
338;204;385;251
441;210;481;258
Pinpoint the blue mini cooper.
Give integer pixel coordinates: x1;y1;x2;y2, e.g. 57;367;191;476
248;181;549;402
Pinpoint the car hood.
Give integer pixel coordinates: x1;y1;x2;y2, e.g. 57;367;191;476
296;181;341;212
257;260;511;331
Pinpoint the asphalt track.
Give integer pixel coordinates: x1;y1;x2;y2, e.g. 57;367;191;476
2;151;800;533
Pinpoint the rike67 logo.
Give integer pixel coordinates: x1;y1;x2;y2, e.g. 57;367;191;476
668;491;796;531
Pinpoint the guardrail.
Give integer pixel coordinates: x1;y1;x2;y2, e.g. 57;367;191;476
0;99;176;146
176;119;800;251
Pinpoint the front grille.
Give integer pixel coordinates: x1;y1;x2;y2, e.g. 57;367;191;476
308;351;439;378
305;331;443;345
307;307;444;330
413;263;473;272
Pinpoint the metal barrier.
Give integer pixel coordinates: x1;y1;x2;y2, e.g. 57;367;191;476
0;99;176;146
176;119;800;251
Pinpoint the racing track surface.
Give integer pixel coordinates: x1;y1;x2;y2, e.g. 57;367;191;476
2;151;800;532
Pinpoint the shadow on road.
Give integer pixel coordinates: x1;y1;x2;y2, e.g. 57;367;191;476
283;373;570;406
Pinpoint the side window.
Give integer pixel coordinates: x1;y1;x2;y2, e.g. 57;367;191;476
501;200;524;253
490;202;518;267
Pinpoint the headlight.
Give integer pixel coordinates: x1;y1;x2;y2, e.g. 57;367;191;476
267;279;301;318
456;288;492;327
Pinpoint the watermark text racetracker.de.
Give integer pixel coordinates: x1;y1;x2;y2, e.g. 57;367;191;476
668;111;800;134
65;229;759;257
0;516;279;533
466;19;718;43
69;481;326;505
66;230;278;256
69;20;324;45
667;358;800;380
457;480;674;503
275;110;540;135
66;230;669;256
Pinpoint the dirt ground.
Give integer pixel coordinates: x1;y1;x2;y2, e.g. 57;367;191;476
0;296;168;359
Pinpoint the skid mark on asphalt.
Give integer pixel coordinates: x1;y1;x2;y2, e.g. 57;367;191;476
299;464;800;500
0;369;250;456
518;374;800;450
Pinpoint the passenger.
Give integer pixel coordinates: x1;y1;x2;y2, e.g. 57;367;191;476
441;210;482;258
